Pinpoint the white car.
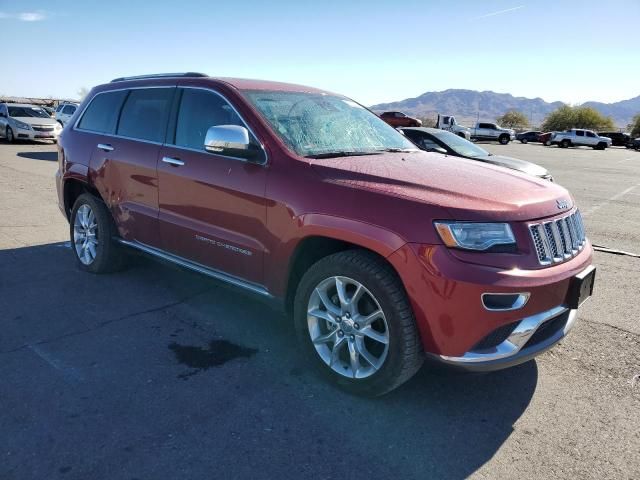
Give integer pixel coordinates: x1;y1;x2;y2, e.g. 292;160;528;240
0;103;62;143
55;102;80;127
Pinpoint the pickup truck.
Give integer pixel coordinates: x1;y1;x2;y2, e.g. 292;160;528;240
550;129;612;150
471;122;515;144
436;115;514;144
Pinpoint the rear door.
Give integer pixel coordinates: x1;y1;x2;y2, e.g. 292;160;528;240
574;129;586;145
83;87;175;247
157;87;268;286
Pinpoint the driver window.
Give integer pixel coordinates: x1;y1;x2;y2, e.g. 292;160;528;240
175;88;244;151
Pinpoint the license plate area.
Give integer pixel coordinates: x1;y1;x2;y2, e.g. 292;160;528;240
566;266;596;309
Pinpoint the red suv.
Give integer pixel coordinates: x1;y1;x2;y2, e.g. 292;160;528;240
56;73;595;396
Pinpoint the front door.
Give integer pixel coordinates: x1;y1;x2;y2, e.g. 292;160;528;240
157;87;268;286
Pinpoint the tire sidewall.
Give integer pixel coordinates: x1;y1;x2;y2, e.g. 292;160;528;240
69;194;115;273
293;252;418;396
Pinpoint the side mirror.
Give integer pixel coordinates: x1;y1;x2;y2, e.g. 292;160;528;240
204;125;263;162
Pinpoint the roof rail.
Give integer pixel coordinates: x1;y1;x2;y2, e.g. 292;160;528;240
110;72;208;83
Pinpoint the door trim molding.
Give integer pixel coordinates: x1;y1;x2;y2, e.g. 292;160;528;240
116;238;272;298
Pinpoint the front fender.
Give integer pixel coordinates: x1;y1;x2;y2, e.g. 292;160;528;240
266;213;407;298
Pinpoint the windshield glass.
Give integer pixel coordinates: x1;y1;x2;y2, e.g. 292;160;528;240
8;106;50;118
242;91;417;157
430;130;489;157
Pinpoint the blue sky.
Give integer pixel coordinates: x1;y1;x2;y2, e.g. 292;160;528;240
1;0;638;105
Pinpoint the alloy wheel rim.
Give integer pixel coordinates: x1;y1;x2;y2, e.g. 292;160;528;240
7;129;12;141
73;204;99;265
307;276;389;379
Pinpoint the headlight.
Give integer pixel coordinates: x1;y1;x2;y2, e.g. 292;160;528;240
434;222;516;252
55;123;62;130
13;120;32;130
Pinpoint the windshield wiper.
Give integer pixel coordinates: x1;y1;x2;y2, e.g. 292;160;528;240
305;151;381;159
374;148;418;153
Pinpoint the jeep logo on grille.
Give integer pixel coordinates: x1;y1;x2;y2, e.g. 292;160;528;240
556;199;570;210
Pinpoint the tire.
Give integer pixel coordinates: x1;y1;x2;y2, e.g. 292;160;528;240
498;134;510;145
597;142;607;150
520;138;528;144
544;140;551;146
69;193;127;273
561;139;571;148
6;127;14;143
293;250;424;396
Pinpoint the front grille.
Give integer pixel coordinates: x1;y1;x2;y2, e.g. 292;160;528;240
529;210;586;265
32;125;55;132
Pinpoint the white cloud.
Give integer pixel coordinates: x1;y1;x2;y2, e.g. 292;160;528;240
473;5;524;20
18;11;46;21
0;10;47;21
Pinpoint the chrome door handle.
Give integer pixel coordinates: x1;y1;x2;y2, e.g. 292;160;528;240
162;156;185;166
97;143;114;152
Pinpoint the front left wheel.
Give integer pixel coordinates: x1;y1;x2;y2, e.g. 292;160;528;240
499;134;510;145
70;193;126;273
294;250;424;396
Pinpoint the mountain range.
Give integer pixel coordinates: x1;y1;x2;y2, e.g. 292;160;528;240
370;89;640;128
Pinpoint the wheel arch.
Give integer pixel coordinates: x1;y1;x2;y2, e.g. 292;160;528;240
280;216;408;317
63;177;101;219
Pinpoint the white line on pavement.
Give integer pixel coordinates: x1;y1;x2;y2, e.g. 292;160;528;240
582;184;639;217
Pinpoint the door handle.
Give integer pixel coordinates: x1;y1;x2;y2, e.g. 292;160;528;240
162;156;185;167
97;143;114;152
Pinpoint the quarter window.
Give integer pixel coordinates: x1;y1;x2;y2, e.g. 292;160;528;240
78;91;127;133
117;88;174;143
174;89;244;151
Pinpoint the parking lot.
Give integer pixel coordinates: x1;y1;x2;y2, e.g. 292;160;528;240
0;141;638;479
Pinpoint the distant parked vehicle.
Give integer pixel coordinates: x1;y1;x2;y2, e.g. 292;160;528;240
598;131;632;147
632;138;640;151
435;114;514;144
0;103;62;143
401;127;553;181
43;106;56;117
55;102;80;127
539;132;554;146
379;111;422;128
471;122;515;144
550;129;612;149
435;114;471;139
516;131;542;144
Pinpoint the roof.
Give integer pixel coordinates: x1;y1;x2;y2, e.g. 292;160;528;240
102;73;335;95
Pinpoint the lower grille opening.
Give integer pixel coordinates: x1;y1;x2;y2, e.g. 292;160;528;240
471;322;518;351
524;311;570;348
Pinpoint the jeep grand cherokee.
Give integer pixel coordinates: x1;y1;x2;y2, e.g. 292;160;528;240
56;73;595;396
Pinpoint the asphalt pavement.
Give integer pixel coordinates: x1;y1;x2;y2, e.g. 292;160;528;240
0;140;638;479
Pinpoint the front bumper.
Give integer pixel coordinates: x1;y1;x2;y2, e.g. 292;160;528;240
387;242;593;366
435;305;576;371
14;126;60;141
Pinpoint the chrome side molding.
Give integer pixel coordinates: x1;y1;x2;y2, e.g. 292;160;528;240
116;239;272;298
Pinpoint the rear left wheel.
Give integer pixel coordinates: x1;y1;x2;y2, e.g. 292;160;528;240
294;250;423;396
70;193;127;273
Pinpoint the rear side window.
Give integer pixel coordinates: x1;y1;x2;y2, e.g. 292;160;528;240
576;130;585;136
62;105;76;115
174;88;243;151
117;88;174;143
78;91;127;133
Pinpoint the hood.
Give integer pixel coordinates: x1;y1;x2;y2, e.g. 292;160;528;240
309;151;572;221
12;116;58;126
472;154;549;178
